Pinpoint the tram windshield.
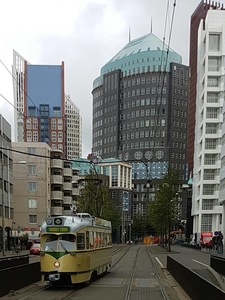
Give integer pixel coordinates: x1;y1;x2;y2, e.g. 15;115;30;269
42;234;76;252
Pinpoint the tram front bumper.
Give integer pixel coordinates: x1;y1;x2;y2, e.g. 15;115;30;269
49;272;60;282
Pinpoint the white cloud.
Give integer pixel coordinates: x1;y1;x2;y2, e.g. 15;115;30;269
0;0;205;156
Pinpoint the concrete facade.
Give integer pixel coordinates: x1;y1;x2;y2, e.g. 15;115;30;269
192;9;225;236
0;115;13;250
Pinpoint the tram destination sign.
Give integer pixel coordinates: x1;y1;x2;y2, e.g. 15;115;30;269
46;226;70;233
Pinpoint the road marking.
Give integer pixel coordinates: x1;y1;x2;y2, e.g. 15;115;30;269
155;257;165;268
192;259;208;267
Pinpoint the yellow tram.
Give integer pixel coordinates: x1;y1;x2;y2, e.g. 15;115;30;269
40;213;112;285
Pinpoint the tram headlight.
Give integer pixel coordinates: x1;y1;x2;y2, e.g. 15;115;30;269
54;261;60;268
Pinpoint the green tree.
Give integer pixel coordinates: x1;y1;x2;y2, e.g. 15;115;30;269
132;215;147;239
76;172;120;231
148;169;180;251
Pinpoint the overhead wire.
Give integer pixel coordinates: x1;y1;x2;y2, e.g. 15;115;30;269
136;0;177;180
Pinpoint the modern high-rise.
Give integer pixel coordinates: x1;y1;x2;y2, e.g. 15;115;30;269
12;50;82;159
65;94;82;159
92;33;189;219
192;7;225;236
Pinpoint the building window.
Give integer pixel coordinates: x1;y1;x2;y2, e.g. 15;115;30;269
207;77;219;87
33;131;38;141
28;199;37;209
29;215;37;224
26;119;32;129
28;165;37;175
28;182;37;191
53;107;61;117
206;123;217;134
27;131;32;142
207;92;218;103
203;169;215;180
27;147;36;154
33;118;38;129
206;108;218;119
203;184;214;195
51;119;56;130
201;214;212;232
209;34;220;52
58;132;63;142
52;131;57;142
205;139;217;149
58;119;63;130
208;57;220;72
202;199;214;210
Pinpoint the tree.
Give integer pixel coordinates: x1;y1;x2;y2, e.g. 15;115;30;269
147;169;180;251
76;172;120;231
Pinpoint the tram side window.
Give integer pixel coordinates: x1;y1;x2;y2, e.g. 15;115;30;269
90;231;94;249
86;231;89;250
100;232;103;247
94;231;98;248
108;233;112;246
77;233;85;250
103;233;107;246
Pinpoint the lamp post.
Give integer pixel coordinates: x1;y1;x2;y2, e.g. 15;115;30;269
1;161;26;256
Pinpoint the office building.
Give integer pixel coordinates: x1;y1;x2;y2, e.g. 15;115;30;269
192;7;225;236
12;50;82;159
12;143;80;244
0;115;13;250
65;94;82;159
92;33;189;219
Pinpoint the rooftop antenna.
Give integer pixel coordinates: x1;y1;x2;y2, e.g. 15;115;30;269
129;26;131;42
150;17;153;33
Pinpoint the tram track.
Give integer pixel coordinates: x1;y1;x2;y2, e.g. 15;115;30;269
1;245;180;300
123;246;140;300
146;246;170;300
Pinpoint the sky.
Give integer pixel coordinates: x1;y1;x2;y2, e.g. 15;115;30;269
0;0;205;157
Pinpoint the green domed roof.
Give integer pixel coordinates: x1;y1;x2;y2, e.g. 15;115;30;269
93;33;182;89
108;33;179;63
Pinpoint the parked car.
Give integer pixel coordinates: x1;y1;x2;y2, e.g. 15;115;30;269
30;243;40;255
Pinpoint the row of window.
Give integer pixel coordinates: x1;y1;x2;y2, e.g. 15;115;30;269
171;131;187;139
119;130;166;140
120;86;167;98
122;97;167;108
122;75;166;87
171;142;186;149
172;120;187;128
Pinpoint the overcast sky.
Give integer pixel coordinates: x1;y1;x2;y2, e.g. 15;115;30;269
0;0;205;157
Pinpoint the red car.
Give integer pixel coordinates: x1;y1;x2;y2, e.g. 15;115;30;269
30;243;40;255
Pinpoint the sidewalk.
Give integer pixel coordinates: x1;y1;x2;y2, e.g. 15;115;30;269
0;249;30;257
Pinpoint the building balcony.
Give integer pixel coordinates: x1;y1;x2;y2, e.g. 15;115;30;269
64;168;72;177
51;175;63;185
52;159;63;169
63;182;72;190
63;196;72;204
72;175;79;182
51;190;63;200
63;209;73;215
51;206;63;215
72;188;79;196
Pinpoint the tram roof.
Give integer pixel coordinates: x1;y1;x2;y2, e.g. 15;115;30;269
40;214;111;233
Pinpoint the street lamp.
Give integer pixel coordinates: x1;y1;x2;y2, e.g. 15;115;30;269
1;160;26;256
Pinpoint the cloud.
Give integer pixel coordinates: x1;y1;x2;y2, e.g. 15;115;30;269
0;0;204;156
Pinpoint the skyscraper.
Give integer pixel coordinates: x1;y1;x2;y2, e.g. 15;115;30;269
92;33;189;219
188;0;224;176
192;6;225;235
65;94;82;159
12;50;82;159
